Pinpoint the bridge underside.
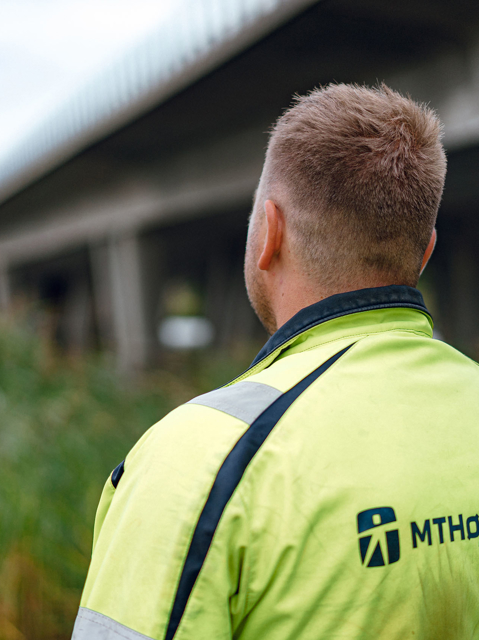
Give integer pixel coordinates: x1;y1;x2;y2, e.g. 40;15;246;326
1;0;479;367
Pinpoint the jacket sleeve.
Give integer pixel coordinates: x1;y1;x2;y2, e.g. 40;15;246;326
74;403;252;640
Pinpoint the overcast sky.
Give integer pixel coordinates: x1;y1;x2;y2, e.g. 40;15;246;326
0;0;174;159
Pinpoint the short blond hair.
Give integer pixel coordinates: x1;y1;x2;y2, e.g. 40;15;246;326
263;83;447;288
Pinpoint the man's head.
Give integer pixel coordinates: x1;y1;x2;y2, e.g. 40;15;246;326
245;83;447;334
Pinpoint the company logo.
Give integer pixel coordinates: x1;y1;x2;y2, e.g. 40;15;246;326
357;507;400;567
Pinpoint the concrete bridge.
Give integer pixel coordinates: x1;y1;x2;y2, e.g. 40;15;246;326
1;0;478;368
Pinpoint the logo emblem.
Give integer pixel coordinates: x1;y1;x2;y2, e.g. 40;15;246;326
357;507;400;567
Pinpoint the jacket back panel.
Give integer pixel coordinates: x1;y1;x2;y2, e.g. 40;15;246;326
79;320;479;640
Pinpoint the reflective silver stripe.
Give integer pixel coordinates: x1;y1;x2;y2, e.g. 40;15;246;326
72;608;153;640
187;380;282;424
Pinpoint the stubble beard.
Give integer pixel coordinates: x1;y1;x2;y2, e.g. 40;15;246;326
244;229;277;337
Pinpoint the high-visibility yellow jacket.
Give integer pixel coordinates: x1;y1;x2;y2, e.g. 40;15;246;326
73;286;479;640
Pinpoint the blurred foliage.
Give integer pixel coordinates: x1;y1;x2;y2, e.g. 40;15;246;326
163;280;203;316
0;309;258;640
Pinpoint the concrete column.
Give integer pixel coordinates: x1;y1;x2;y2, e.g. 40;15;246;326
62;275;93;351
90;234;149;370
0;263;11;311
137;233;165;360
109;233;149;370
450;234;479;359
90;243;116;350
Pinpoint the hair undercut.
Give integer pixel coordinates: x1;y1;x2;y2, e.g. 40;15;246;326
263;83;447;288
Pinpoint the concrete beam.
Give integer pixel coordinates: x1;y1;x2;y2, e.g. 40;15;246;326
0;0;320;205
0;128;262;267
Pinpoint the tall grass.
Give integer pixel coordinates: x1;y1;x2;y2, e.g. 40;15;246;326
0;311;257;639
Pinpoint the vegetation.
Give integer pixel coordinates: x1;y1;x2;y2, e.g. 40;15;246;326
0;311;256;639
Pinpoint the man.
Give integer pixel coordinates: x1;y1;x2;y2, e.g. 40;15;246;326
73;84;479;640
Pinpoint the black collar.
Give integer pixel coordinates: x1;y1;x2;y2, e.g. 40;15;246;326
251;285;429;366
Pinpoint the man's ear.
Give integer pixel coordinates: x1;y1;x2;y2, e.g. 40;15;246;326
420;228;437;275
258;200;284;271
